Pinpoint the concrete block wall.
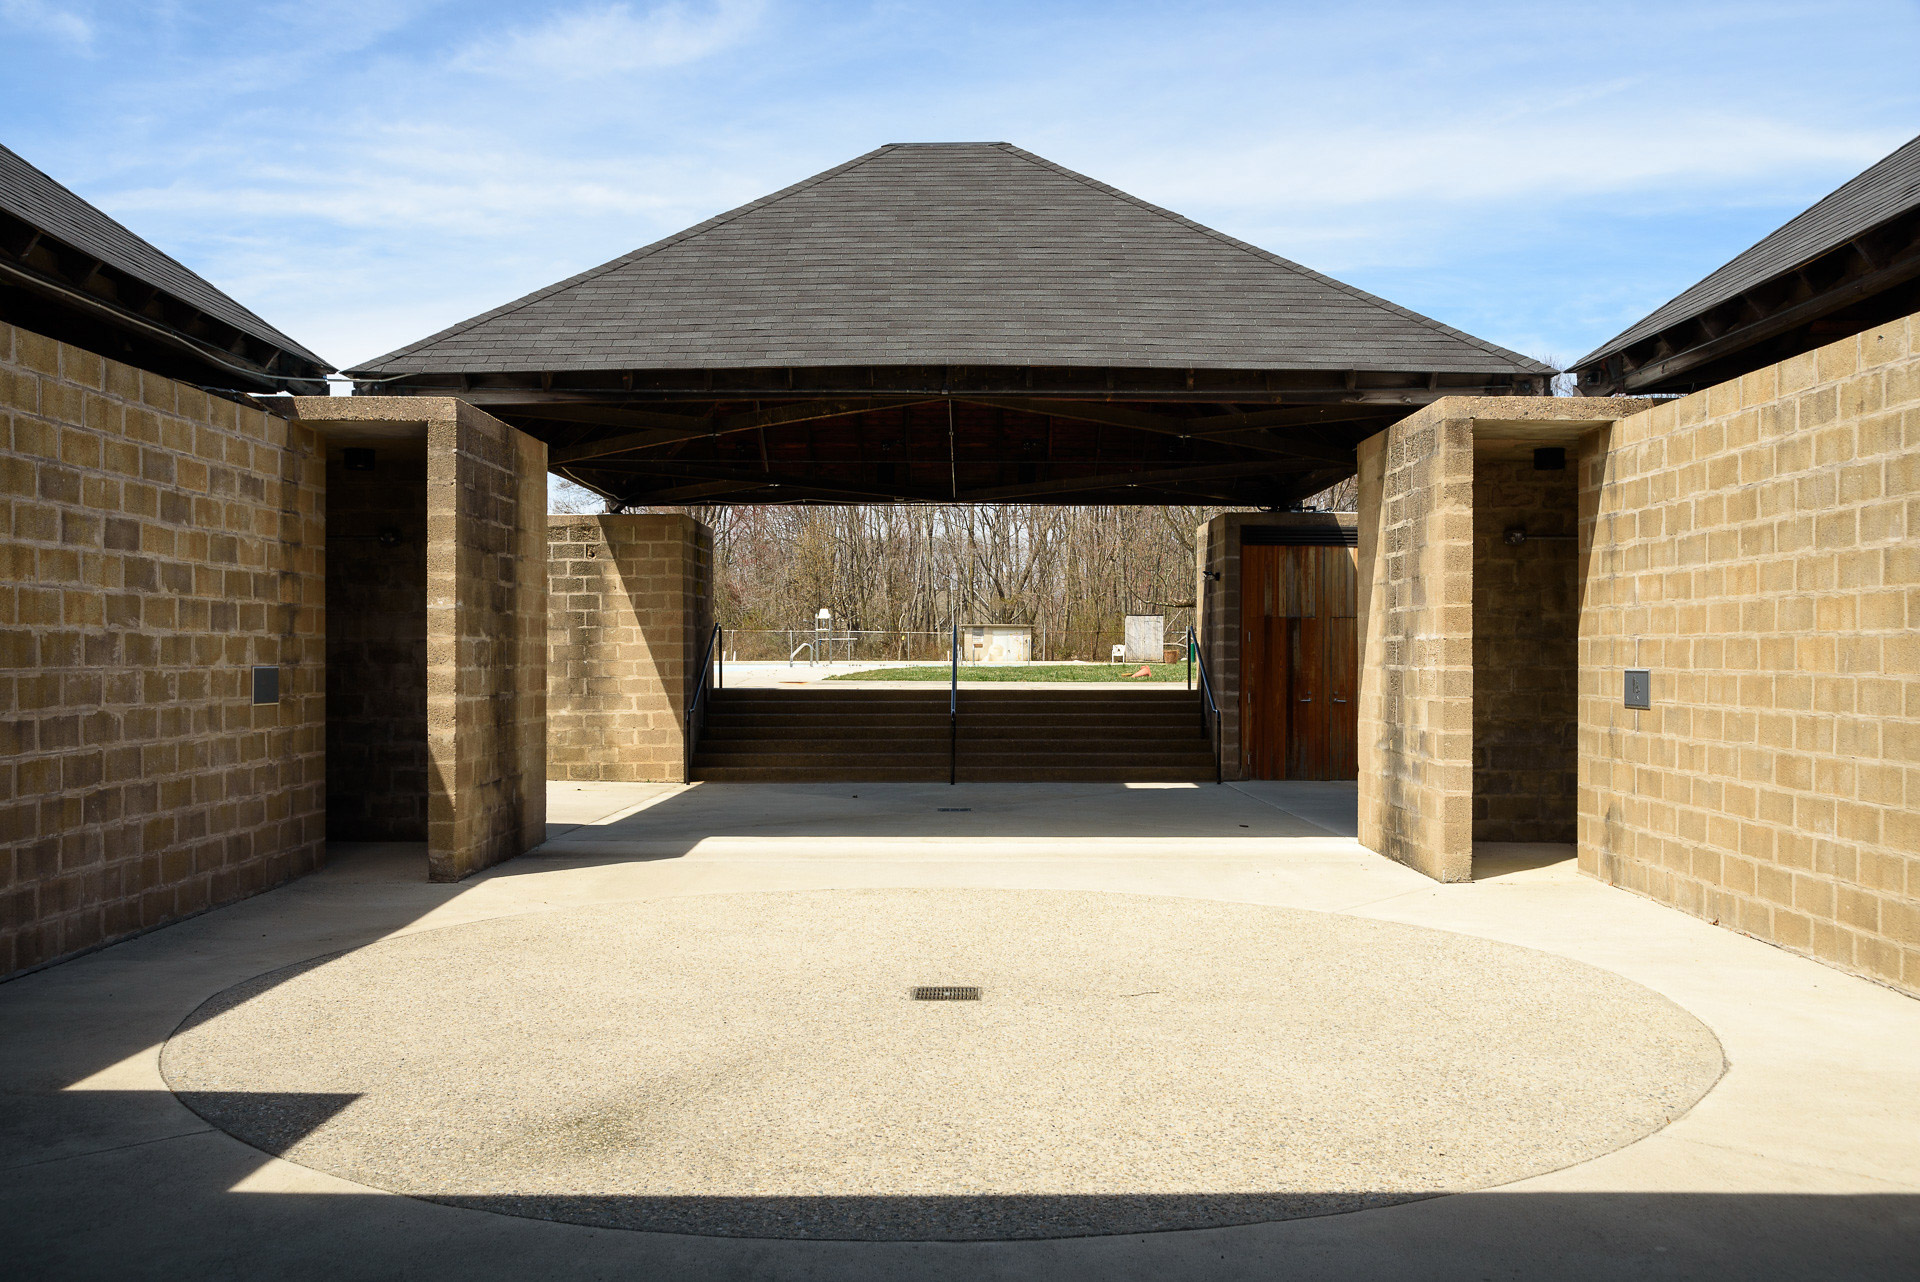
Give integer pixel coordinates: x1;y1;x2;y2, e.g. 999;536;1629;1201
1578;312;1920;996
427;402;547;881
1;322;325;976
1355;410;1475;880
548;513;713;783
1473;455;1579;842
292;397;548;884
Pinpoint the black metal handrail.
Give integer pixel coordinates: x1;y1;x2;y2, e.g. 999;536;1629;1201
686;622;723;754
1185;626;1222;785
948;618;958;785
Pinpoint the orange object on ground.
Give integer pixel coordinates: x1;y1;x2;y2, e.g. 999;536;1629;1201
1124;664;1152;679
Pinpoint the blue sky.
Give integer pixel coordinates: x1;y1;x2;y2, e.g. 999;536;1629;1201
3;0;1917;375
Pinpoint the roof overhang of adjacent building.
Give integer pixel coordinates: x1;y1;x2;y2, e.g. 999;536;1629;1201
1573;133;1920;397
0;143;330;395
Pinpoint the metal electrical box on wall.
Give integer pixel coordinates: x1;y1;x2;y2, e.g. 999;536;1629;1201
1624;669;1651;710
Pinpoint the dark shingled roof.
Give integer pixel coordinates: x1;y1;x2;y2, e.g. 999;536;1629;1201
0;141;327;369
1579;132;1920;367
357;142;1550;377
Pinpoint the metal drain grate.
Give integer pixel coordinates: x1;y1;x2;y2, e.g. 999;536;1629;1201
937;807;971;812
912;986;981;1001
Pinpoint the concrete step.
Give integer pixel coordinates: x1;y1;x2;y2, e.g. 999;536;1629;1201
696;737;1210;753
692;686;1217;782
706;704;1200;720
712;687;1195;697
700;718;1204;735
693;750;1218;769
709;694;1198;709
690;765;951;782
690;764;1219;782
698;736;1205;744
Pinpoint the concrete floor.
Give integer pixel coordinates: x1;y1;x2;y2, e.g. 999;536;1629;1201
4;780;1919;1278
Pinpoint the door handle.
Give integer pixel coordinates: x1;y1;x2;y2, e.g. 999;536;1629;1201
1298;695;1312;702
1332;697;1348;703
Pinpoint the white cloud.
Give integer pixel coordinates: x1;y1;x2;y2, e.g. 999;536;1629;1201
1137;117;1898;215
457;0;767;79
22;0;1914;374
0;0;91;47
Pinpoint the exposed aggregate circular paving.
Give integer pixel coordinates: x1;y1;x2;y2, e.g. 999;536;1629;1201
162;889;1724;1240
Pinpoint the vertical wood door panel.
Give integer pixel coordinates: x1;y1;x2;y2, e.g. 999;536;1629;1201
1289;613;1326;778
1325;617;1357;777
1240;541;1358;781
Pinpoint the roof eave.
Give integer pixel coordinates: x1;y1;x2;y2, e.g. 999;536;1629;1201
1574;201;1920;392
346;360;1553;403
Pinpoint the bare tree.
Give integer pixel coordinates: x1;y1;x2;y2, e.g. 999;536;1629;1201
661;501;1255;659
547;475;609;514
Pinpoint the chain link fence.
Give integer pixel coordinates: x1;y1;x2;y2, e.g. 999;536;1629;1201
717;624;1192;664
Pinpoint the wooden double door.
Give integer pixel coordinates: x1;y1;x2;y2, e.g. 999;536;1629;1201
1240;543;1358;780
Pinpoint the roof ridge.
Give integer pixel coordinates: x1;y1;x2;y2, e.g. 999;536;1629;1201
350;145;902;373
994;144;1552;374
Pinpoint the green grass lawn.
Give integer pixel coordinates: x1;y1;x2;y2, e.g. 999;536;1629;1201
826;663;1192;683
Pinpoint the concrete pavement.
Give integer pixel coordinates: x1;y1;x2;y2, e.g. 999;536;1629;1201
3;780;1917;1278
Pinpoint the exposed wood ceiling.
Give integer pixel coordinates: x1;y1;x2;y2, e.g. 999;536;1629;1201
517;392;1395;507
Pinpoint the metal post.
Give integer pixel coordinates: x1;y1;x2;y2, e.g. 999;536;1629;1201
949;617;958;786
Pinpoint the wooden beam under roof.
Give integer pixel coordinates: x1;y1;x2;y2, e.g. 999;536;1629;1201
958;458;1309;502
956;397;1358;466
622;479;763;504
600;461;954;504
549;397;944;464
502;402;709;431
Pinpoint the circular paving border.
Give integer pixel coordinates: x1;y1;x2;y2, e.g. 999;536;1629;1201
163;889;1724;1240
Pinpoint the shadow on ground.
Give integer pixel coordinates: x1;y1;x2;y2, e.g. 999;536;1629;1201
531;780;1361;869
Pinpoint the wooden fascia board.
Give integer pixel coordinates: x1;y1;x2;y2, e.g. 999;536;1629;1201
379;369;1537;403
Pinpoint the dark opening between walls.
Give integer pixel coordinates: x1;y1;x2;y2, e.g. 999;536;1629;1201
324;446;428;840
1472;452;1579;843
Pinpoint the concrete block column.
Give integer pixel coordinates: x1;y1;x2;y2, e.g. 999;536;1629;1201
295;397;548;883
547;513;713;784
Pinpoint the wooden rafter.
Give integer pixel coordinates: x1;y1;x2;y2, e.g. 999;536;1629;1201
549;397;943;464
958;458;1307;502
956;397;1359;465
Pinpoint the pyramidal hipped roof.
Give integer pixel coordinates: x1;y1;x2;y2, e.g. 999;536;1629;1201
357;143;1550;378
